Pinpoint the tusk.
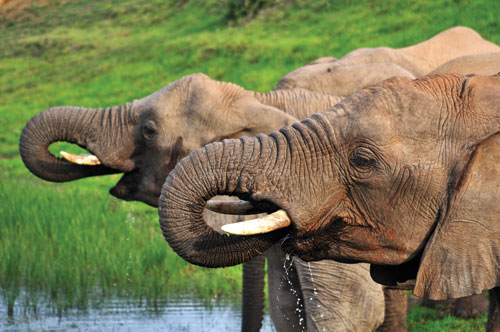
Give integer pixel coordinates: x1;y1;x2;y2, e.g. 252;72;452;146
206;199;260;215
221;209;291;235
60;151;102;165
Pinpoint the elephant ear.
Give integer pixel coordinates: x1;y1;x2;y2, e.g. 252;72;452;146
414;132;500;300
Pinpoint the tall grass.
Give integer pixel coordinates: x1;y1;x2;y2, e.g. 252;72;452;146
0;0;498;329
0;159;242;314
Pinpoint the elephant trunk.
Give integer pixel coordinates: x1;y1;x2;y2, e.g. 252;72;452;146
158;135;292;268
241;255;266;332
20;104;135;182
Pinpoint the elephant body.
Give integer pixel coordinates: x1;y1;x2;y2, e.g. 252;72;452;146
276;26;500;96
159;73;500;331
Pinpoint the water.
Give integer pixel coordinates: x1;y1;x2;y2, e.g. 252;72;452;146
280;254;306;331
0;296;276;332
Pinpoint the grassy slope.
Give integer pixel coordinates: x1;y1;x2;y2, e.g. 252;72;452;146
1;0;499;329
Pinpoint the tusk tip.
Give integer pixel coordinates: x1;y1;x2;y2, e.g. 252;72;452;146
60;150;102;165
220;209;291;236
221;223;249;235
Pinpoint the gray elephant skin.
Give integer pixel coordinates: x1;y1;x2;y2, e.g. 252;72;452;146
158;73;500;332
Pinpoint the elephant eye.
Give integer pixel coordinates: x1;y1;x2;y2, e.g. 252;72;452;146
349;148;376;170
142;122;157;140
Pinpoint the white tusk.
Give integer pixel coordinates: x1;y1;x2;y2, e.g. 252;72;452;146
221;209;291;235
60;151;102;165
205;199;257;215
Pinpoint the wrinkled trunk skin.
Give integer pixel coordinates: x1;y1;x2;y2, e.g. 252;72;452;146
241;255;266;332
20;104;134;182
159;135;291;267
295;259;385;332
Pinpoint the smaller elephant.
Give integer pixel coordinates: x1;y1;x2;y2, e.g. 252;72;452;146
159;73;500;332
276;26;499;96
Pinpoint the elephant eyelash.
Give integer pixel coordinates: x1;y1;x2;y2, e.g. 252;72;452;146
349;148;377;170
141;122;157;139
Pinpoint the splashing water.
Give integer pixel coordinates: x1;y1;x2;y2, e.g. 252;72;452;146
274;254;306;331
308;262;319;298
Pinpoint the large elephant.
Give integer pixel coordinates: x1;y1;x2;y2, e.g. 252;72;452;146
20;73;403;331
275;26;500;96
273;38;500;321
158;73;500;331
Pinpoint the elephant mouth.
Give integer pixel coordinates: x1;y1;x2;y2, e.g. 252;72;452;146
60;150;159;205
280;216;356;262
107;170;161;207
208;199;357;262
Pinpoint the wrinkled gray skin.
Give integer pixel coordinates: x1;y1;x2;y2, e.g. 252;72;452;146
22;73;392;332
159;73;500;332
276;26;500;96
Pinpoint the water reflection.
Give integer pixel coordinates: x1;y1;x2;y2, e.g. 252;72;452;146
0;296;275;332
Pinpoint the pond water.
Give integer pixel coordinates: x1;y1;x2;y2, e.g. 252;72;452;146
0;296;276;332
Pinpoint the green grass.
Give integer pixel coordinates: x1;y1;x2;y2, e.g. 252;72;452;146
1;0;499;329
0;161;242;315
408;302;487;332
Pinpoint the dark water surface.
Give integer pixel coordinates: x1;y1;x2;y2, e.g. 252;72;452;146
0;296;275;331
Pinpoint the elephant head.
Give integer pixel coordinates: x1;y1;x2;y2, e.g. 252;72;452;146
159;73;500;300
20;73;306;207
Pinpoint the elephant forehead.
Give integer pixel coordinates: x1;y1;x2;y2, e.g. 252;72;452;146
349;83;442;139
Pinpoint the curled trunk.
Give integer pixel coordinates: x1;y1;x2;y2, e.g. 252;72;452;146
20;104;134;182
158;136;290;267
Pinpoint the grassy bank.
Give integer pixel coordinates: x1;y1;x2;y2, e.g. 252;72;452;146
1;0;498;329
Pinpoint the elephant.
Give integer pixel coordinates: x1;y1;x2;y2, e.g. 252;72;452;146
274;36;500;321
21;73;405;331
427;51;500;76
158;73;500;331
275;26;500;96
